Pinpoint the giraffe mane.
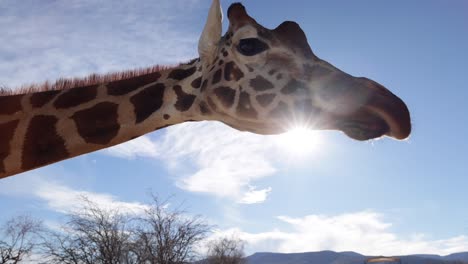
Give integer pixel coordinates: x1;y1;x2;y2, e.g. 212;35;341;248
0;59;198;96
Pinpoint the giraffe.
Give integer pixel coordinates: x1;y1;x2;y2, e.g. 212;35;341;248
0;1;411;179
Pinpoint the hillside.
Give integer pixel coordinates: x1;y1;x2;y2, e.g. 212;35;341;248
244;251;468;264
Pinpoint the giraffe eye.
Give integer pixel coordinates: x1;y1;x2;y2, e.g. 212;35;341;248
237;38;269;56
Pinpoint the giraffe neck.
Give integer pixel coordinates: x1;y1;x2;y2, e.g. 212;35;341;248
0;60;207;179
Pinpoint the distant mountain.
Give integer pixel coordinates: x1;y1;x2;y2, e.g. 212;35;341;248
247;251;365;264
445;252;468;262
339;251;365;258
244;251;468;264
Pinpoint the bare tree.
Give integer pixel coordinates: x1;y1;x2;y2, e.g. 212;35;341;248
206;236;246;264
129;196;210;264
41;197;133;264
0;215;42;264
40;195;209;264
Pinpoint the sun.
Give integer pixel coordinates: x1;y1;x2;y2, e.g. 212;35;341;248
275;126;322;157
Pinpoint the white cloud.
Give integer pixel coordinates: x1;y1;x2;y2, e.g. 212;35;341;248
239;187;272;204
34;182;148;215
0;173;147;215
103;136;158;159
102;122;323;204
153;122;279;204
211;211;468;256
0;0;203;88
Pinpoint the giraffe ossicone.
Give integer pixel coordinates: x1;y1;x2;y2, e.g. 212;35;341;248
0;1;411;179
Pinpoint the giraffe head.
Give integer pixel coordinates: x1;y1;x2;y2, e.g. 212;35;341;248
198;1;411;141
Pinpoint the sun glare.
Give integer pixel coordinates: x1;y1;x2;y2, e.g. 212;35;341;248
276;126;322;157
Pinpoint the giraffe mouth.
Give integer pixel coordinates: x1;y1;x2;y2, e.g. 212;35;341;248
333;78;411;141
336;112;390;141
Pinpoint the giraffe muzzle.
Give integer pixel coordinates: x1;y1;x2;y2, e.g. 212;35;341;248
331;77;411;141
363;78;411;140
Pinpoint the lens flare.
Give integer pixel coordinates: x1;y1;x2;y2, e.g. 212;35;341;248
275;126;322;157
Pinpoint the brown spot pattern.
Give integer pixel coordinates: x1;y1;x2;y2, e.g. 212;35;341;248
0;95;23;115
237;92;257;119
224;62;244;81
281;79;308;94
256;94;276;107
173;85;196;112
214;86;236;108
54;85;98;109
72;102;120;145
191;77;202;89
30;90;61;108
168;67;197;81
107;72;161;96
250;76;274;91
22;115;68;171
130;83;165;123
270;102;290;119
212;69;222;85
163;114;170;120
199;101;212;115
0;120;19;173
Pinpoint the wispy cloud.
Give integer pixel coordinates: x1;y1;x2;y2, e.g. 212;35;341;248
103;136;158;159
0;173;147;215
212;211;468;256
153;122;279;204
99;122;278;204
100;122;322;204
0;0;203;88
35;182;148;215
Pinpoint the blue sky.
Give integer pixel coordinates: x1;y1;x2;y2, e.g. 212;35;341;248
1;0;468;256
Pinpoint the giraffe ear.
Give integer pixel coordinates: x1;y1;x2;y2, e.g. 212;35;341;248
273;21;314;58
227;3;257;31
198;0;223;65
